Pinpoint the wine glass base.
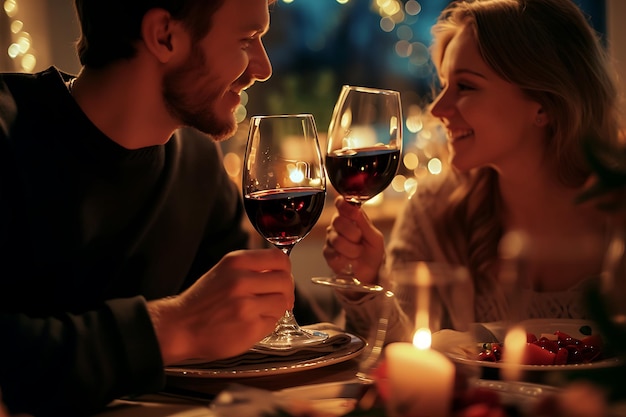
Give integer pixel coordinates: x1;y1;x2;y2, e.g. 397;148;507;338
254;328;329;351
311;276;384;293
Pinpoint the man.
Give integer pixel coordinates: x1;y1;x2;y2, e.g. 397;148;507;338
0;0;293;415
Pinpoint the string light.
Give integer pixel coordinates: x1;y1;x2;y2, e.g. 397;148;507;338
229;0;448;203
3;0;37;72
281;0;351;3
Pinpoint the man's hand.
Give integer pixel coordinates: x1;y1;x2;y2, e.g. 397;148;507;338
148;248;294;364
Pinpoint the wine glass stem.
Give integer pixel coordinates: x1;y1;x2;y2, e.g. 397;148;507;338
257;241;328;348
342;200;362;278
278;244;298;320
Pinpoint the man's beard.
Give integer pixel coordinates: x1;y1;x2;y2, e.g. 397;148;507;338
162;46;236;141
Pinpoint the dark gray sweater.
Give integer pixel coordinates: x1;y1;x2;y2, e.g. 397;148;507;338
0;67;249;416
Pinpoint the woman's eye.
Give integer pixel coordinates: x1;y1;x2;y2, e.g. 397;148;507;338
457;82;475;91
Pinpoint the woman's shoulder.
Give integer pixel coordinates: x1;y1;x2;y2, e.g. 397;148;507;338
391;170;460;244
408;169;461;209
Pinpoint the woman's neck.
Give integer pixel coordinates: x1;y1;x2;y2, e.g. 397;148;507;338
497;168;608;291
498;166;591;230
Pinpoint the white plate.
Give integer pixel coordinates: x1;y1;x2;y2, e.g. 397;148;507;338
164;332;365;378
446;319;622;371
472;379;561;415
275;381;371;416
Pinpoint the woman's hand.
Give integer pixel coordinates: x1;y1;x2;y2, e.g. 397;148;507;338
322;196;385;286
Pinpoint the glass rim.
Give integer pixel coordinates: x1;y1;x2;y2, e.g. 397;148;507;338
249;113;315;119
341;84;400;96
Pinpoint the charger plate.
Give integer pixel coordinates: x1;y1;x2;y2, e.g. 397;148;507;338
164;332;365;378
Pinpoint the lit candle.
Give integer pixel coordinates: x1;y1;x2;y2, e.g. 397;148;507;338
500;324;527;381
385;329;455;417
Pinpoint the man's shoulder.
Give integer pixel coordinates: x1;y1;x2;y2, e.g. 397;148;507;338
0;67;74;143
0;77;17;139
1;67;68;113
1;66;62;90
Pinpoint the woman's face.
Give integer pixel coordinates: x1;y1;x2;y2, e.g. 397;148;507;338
430;24;546;174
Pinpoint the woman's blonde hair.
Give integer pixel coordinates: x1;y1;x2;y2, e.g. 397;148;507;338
430;0;623;294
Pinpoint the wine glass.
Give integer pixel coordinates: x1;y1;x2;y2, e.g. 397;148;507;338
242;114;328;350
312;85;403;292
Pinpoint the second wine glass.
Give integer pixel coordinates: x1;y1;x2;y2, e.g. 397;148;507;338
312;85;403;293
243;114;328;350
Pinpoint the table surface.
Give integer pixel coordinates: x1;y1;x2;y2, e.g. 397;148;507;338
93;358;365;417
89;355;626;417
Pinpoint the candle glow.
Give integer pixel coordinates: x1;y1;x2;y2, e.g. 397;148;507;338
412;327;431;350
287;163;305;183
382;262;458;417
501;324;527;381
385;339;455;417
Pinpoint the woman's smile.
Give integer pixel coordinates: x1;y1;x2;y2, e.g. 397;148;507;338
447;128;474;143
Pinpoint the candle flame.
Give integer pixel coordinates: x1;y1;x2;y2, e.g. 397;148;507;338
412;327;431;350
501;324;526;381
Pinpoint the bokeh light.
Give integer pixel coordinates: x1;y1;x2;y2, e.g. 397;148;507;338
3;0;39;73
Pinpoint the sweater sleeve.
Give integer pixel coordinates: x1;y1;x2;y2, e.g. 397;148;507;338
338;173;476;341
336;291;414;344
387;173;475;331
336;185;440;343
0;296;164;417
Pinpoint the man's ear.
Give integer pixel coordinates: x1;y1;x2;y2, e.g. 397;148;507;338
141;8;188;63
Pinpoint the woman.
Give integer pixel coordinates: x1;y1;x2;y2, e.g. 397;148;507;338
324;0;623;341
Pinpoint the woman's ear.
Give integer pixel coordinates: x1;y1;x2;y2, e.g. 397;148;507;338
141;8;189;63
534;107;549;127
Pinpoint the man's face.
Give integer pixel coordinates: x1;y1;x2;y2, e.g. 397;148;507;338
163;0;272;141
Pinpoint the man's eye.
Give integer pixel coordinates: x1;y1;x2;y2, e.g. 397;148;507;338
242;34;261;50
458;83;475;91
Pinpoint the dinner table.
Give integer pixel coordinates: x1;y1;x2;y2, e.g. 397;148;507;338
87;292;626;417
90;356;626;417
91;357;371;417
90;320;379;417
89;344;626;417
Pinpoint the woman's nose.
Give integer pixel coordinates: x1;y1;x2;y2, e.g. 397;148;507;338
429;89;453;119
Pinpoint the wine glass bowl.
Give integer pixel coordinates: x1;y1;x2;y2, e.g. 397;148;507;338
243;114;328;349
325;147;401;205
243;188;325;253
312;85;403;292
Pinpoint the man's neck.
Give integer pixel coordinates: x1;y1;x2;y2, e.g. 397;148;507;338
71;64;178;149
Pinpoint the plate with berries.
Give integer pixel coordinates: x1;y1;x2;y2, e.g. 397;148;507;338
439;319;622;373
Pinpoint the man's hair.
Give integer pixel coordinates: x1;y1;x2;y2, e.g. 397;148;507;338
74;0;226;68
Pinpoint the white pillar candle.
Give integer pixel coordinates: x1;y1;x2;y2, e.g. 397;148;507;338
385;341;455;417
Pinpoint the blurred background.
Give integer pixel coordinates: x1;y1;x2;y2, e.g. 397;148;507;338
1;0;623;321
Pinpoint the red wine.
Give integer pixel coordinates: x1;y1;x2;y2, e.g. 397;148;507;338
244;187;326;249
325;147;400;202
